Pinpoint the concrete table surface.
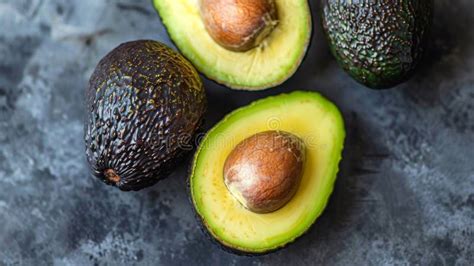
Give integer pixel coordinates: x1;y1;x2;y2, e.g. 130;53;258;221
0;0;473;265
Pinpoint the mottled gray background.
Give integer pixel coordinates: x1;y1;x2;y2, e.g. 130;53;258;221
0;0;473;265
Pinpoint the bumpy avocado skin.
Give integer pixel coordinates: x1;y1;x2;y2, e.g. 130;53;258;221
84;40;206;191
321;0;433;89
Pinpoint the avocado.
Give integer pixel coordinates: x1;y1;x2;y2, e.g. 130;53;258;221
321;0;433;89
153;0;312;90
84;40;206;191
189;91;345;254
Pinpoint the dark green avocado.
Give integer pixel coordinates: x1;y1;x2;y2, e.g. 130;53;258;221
84;40;206;191
321;0;433;89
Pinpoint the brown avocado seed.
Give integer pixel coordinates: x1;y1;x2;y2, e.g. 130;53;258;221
223;131;305;213
199;0;278;52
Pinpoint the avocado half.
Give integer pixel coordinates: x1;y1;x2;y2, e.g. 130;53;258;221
189;91;345;254
153;0;312;90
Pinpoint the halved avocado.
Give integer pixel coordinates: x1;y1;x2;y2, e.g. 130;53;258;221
190;91;345;254
153;0;312;90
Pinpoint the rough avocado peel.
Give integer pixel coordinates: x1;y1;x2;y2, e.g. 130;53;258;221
84;40;206;191
321;0;433;89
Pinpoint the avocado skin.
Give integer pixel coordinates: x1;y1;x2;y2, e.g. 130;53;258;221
321;0;433;89
84;40;206;191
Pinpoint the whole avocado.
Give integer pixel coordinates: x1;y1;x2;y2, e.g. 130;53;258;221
321;0;433;89
84;40;206;191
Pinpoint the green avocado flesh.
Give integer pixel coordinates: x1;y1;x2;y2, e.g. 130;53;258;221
153;0;312;90
190;91;345;253
84;40;206;191
322;0;433;89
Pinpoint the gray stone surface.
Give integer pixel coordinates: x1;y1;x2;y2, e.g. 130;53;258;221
0;0;473;265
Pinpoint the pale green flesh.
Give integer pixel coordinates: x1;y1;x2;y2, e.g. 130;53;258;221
190;91;345;253
153;0;312;90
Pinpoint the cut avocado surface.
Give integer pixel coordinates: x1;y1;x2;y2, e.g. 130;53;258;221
153;0;312;90
190;91;345;254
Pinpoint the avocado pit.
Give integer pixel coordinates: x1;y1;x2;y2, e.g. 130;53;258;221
199;0;278;52
223;130;305;213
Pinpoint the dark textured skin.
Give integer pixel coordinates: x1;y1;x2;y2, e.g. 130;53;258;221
321;0;433;89
84;40;206;191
